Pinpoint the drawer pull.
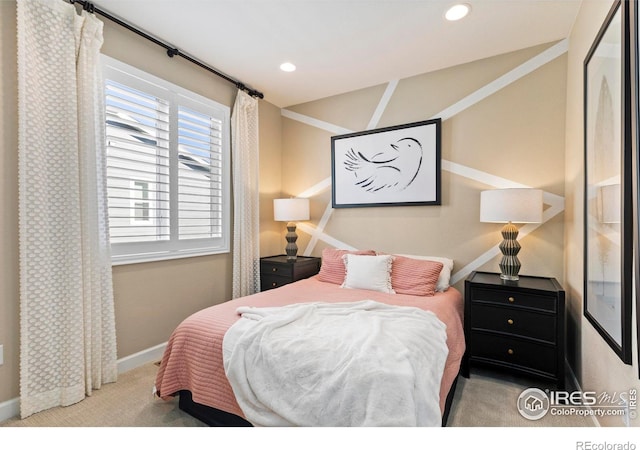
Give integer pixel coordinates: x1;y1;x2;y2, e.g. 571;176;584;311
508;296;515;303
272;267;277;272
507;348;514;355
507;319;514;325
272;282;277;287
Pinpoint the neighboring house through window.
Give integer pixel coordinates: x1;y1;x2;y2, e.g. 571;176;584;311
103;55;230;264
131;180;151;223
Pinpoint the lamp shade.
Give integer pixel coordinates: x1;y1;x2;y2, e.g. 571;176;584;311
480;188;543;224
274;198;310;222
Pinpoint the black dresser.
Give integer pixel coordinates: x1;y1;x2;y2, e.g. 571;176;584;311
462;271;566;390
259;255;321;291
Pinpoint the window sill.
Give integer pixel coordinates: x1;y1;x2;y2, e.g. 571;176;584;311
111;247;230;266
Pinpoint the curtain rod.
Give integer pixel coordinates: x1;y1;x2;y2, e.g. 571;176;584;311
69;0;264;99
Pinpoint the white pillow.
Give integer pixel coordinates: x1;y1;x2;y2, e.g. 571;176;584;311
341;254;395;294
395;254;454;292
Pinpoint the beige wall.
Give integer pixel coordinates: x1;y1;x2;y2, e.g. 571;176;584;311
565;0;639;427
259;101;286;257
282;43;567;295
0;1;283;404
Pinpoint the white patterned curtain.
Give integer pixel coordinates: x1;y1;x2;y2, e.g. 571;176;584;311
231;90;260;298
17;0;117;418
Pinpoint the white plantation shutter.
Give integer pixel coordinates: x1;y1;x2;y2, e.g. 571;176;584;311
177;105;223;240
103;56;230;264
106;79;171;244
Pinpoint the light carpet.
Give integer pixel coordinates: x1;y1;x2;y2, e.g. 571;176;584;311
0;362;594;427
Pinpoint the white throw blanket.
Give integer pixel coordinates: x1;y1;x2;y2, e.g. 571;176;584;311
222;300;448;427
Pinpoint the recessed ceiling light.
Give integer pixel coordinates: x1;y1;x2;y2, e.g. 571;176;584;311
445;3;471;21
280;62;296;72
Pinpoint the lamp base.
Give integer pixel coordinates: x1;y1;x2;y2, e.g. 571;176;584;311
498;222;521;281
500;273;520;282
284;222;298;260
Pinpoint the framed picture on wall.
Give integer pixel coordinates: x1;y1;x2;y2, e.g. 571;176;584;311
583;0;632;365
331;119;441;208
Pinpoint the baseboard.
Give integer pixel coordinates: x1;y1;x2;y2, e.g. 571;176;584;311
0;342;168;423
566;361;601;427
117;342;167;375
0;398;19;424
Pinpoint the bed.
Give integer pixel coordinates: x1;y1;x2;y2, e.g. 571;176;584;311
154;250;465;427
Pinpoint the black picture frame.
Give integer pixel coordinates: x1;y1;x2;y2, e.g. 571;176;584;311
331;119;441;208
583;0;633;365
631;0;640;378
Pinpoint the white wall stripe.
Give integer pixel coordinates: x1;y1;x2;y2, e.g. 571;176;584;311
298;172;566;212
430;39;569;122
450;244;502;286
444;160;565;209
283;40;569;139
543;192;566;216
285;41;568;283
367;79;399;130
451;223;545;285
449;188;565;285
297;222;355;251
297;177;332;199
281;109;353;135
303;202;336;256
443;160;531;189
295;164;566;276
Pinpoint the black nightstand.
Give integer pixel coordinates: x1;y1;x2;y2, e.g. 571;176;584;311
259;255;321;291
462;271;566;390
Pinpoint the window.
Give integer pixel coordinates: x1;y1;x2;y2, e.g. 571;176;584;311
103;56;230;264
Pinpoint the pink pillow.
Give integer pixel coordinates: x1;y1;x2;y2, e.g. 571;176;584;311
391;256;443;296
317;248;376;285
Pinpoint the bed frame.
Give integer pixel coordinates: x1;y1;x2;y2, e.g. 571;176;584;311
177;373;459;427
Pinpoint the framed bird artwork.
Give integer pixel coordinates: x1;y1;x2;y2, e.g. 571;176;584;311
331;118;441;208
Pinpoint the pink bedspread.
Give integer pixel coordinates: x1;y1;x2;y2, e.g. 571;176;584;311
155;275;465;421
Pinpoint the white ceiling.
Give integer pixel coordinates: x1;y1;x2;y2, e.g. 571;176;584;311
90;0;582;108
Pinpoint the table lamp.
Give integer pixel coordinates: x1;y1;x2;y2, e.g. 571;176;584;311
274;198;310;260
480;188;543;280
